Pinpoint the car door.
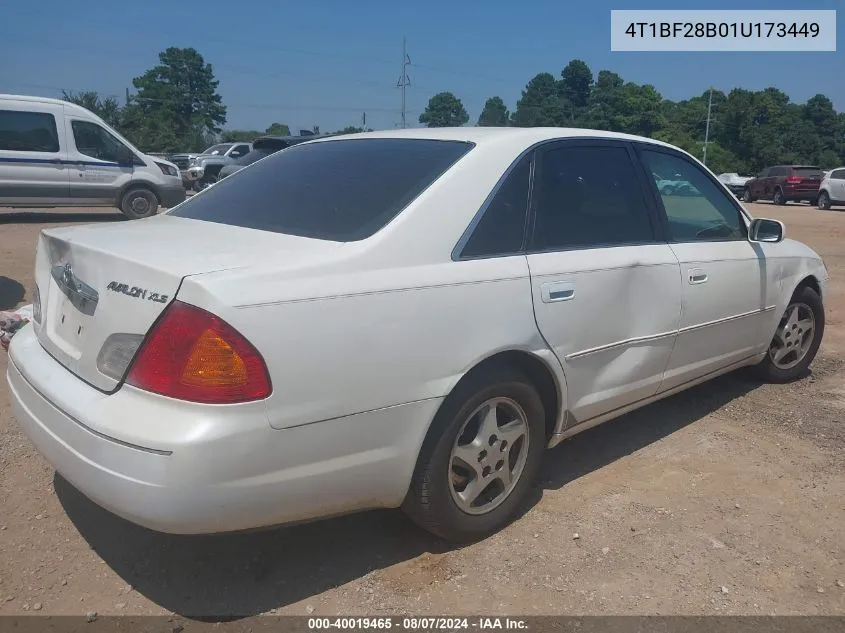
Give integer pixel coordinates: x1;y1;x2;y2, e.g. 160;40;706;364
0;105;69;206
748;168;766;199
525;139;682;425
832;169;845;202
66;117;136;205
635;145;775;391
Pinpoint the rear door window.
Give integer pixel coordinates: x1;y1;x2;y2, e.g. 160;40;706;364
169;138;474;241
832;169;845;180
0;110;60;152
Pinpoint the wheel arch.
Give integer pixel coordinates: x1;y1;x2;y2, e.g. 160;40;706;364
437;349;565;444
115;180;161;208
794;274;822;300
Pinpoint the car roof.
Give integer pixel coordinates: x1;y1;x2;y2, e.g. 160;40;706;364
308;126;679;149
0;93;102;117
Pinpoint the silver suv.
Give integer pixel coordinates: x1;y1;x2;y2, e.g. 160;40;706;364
817;168;845;210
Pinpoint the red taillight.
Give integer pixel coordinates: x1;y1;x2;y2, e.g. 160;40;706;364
786;176;802;184
126;300;271;404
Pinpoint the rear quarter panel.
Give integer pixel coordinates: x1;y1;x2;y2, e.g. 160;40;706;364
176;255;560;431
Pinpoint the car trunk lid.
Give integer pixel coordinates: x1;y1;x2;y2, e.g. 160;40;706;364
32;215;343;391
788;167;823;192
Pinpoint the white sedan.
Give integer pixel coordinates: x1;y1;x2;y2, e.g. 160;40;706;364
7;128;828;542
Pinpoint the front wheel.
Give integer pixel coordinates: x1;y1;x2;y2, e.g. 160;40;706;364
120;187;159;220
403;366;545;542
818;191;831;210
756;285;824;383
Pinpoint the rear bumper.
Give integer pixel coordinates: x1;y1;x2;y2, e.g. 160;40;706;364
782;185;820;200
7;325;437;534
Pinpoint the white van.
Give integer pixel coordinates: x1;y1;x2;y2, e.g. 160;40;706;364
0;94;185;219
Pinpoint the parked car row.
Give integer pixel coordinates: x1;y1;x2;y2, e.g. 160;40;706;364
741;165;823;206
170;131;331;192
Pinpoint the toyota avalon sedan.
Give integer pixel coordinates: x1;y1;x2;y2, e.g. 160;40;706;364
6;128;828;543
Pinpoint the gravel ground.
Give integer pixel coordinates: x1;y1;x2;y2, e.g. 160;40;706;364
0;202;844;620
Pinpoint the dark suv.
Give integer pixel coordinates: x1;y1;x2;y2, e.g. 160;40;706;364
742;165;823;205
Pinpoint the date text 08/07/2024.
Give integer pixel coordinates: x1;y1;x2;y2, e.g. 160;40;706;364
307;617;529;630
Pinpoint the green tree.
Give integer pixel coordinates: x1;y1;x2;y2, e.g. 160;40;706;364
121;47;226;152
558;59;593;123
265;122;291;136
61;90;122;129
512;73;560;127
419;92;469;127
221;130;262;142
477;96;509;126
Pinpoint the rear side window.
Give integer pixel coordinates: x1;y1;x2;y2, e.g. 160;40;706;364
170;138;473;241
0;110;60;152
461;155;531;258
832;169;845;180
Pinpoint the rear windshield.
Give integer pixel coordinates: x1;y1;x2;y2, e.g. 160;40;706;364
793;166;822;177
234;149;273;165
169;138;474;241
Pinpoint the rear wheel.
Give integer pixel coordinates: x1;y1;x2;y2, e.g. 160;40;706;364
756;285;824;383
403;366;545;542
742;188;754;203
818;191;831;210
119;187;159;220
772;188;786;205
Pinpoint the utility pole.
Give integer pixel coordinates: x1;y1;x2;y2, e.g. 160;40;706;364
702;87;713;166
396;37;411;128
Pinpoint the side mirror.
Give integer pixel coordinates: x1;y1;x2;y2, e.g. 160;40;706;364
749;218;784;243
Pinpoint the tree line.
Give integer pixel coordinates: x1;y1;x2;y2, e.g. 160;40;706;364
61;47;363;154
60;47;844;175
419;59;845;174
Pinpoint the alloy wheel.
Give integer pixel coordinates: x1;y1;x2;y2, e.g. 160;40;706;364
769;302;816;370
448;397;530;516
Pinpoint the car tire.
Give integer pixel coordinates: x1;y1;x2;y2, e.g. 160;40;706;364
818;191;831;210
755;285;824;384
742;188;754;203
773;188;786;205
402;365;546;543
119;187;159;220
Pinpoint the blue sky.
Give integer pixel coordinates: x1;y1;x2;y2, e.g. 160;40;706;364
1;0;842;134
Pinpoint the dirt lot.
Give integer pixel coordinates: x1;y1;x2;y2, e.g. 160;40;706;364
1;202;844;620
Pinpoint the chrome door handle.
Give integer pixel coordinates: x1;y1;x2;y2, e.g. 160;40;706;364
541;281;575;303
689;269;708;284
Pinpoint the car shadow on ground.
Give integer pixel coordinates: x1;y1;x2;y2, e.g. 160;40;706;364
0;211;126;224
0;276;26;310
55;368;769;621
